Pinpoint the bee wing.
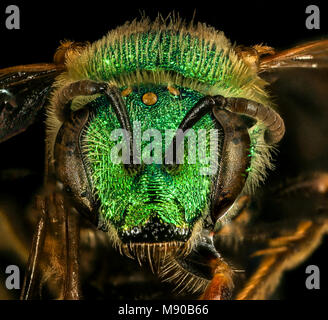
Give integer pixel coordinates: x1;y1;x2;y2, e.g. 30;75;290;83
0;63;64;143
21;189;81;300
257;40;328;176
259;39;328;72
226;40;328;298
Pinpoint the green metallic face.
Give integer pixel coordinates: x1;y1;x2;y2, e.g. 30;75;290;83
53;19;273;246
84;84;222;243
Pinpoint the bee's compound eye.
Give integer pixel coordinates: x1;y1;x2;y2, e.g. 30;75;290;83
142;92;158;106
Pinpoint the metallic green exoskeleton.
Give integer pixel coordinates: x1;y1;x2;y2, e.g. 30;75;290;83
47;18;275;252
7;15;328;300
0;17;279;298
85;86;215;238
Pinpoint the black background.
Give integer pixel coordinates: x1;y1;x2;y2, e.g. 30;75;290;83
0;2;327;68
0;1;327;300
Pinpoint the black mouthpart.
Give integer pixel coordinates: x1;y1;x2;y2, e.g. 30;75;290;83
118;216;191;243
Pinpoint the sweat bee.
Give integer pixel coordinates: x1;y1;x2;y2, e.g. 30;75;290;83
0;14;328;300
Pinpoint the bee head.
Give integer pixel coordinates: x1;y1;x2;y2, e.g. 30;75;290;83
49;17;276;263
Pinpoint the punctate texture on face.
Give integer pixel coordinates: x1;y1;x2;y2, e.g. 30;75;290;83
61;18;274;241
84;85;222;233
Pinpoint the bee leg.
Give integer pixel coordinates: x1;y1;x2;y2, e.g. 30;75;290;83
63;201;81;299
0;203;31;299
236;173;328;300
195;196;252;300
199;257;234;300
236;220;328;300
0;202;31;265
21;185;82;300
171;237;235;300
